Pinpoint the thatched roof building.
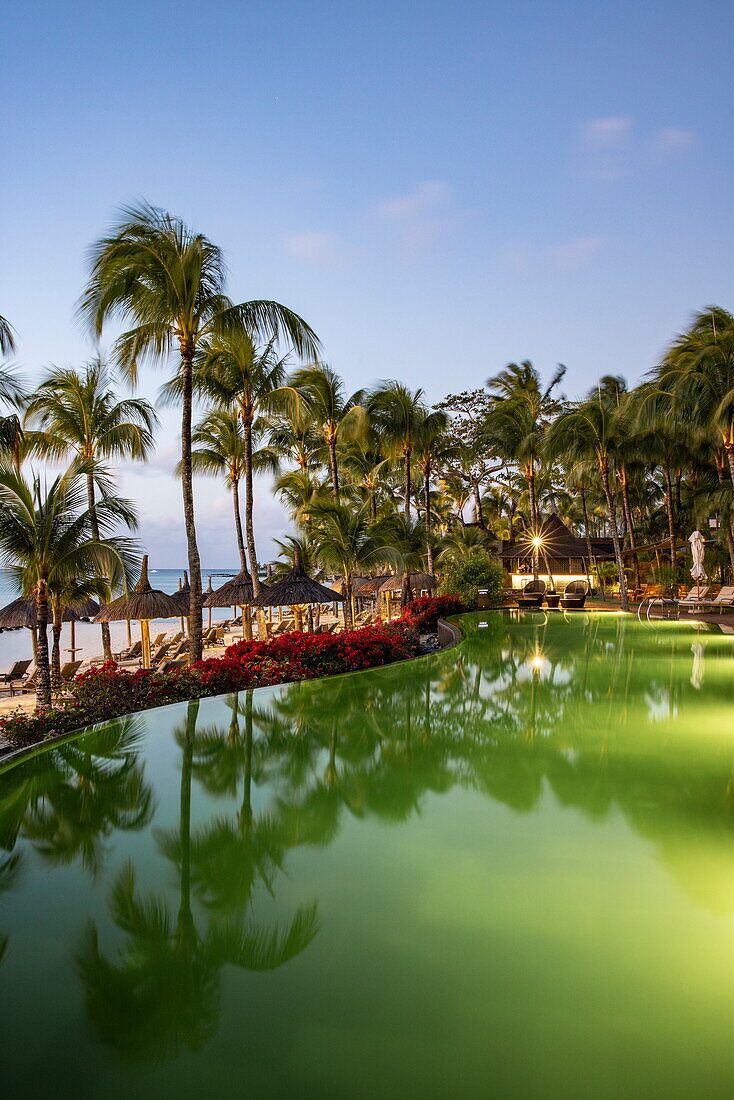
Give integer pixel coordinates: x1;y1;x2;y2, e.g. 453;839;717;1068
500;514;614;577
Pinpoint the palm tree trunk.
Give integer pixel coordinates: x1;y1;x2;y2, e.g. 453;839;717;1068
343;574;354;630
403;446;412;518
401;571;413;609
424;466;434;575
328;436;340;501
662;465;677;569
231;477;248;572
527;464;539;581
600;464;628;611
580;486;598;584
242;415;260;594
86;472;113;662
618;469;640;592
180;341;203;663
242;413;268;640
51;610;62;691
472;480;486;530
35;585;52;708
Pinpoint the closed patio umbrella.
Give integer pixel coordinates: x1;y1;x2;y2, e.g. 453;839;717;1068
95;556;182;668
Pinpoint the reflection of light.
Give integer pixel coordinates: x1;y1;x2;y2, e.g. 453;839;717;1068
531;654;544;671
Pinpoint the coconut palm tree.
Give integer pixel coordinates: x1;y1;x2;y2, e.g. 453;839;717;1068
412;413;451;574
189;409;276;573
0;315;14;357
367;381;429;518
80;201;319;661
0;468;137;706
273;364;365;501
545;382;629;610
485;362;566;579
307;501;394;627
24;359;156;659
656;307;734;483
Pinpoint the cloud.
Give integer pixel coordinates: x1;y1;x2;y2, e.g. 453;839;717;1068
374;180;455;254
500;236;608;276
550;236;607;273
649;127;695;158
282;231;344;268
578;117;695;179
579;116;633;180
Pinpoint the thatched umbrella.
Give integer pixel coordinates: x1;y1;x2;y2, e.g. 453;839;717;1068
251;547;344;632
378;572;436;617
0;596;89;661
204;568;259;641
95;556;182;667
204;575;214;629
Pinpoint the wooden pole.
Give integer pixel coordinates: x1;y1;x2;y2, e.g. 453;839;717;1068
141;619;151;668
293;605;303;632
126;618;132;647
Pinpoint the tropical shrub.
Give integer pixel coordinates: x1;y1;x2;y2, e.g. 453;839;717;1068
400;595;466;632
438;549;504;607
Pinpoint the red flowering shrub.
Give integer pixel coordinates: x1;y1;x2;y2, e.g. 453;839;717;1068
0;620;422;751
400;595;466;633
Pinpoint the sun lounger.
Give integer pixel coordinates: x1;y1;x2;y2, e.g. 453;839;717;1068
0;659;32;685
115;639;142;662
683;586;734;613
677;586;710;611
59;660;83;684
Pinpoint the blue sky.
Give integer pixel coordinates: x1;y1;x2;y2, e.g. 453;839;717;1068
2;0;732;565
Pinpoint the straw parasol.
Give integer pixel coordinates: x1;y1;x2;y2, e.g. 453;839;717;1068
204;568;259;640
172;571;191;634
378;572;436;617
251;547;344;631
95;556;182;667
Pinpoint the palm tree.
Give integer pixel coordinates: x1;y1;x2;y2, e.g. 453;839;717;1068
307;501;394;627
485;361;565;577
0;469;137;706
274;364;365;501
545;383;629;610
80;201;319;661
24;358;156;659
412;412;450;574
367;381;428;517
0;314;15;357
189;408;278;573
656;307;734;483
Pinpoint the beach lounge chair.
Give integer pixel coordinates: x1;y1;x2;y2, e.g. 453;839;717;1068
561;580;590;610
686;585;734;614
19;667;38;694
159;658;187;673
59;660;83;684
516;580;546;610
115;639;142;662
677;586;710;611
0;659;32;686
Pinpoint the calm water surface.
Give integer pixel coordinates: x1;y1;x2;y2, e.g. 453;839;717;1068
1;611;733;1098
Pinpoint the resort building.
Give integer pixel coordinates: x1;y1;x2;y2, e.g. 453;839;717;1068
500;513;616;589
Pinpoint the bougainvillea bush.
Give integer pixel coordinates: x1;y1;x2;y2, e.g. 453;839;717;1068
0;618;425;751
398;595;466;632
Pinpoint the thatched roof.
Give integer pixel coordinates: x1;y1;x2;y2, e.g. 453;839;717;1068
378;573;437;594
0;597;84;629
251;548;344;607
172;571;192;610
356;575;391;596
500;514;615;561
68;596;100;618
95;556;182;623
203;568;257;608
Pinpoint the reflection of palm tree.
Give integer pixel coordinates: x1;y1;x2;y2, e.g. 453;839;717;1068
0;850;23;966
77;699;319;1061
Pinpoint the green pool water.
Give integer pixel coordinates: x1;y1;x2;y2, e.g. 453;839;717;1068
1;610;734;1098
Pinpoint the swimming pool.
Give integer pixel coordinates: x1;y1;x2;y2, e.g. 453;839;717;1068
1;611;733;1097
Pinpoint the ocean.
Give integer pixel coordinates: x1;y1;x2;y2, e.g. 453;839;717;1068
0;568;241;670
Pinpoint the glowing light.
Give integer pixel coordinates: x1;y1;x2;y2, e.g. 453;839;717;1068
532;536;543;548
531;654;544;671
